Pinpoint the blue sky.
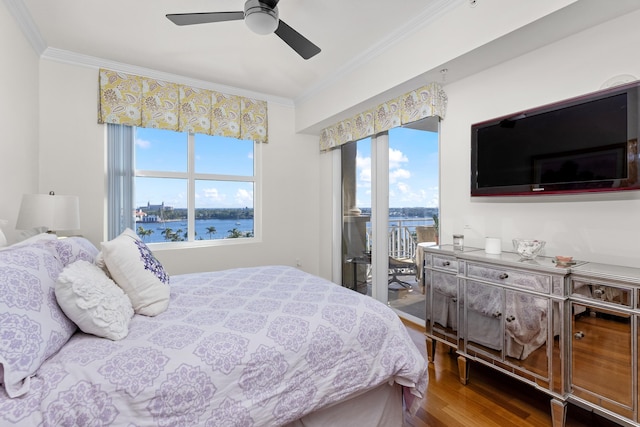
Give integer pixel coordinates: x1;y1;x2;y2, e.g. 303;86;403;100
356;127;439;208
134;128;254;209
134;126;439;209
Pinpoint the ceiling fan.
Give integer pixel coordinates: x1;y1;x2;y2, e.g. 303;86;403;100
166;0;321;60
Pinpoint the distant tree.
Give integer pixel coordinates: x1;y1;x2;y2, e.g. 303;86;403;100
206;226;217;239
227;228;243;238
137;226;154;241
160;227;184;242
161;227;173;241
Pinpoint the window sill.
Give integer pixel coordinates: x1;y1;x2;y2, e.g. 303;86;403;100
146;236;260;251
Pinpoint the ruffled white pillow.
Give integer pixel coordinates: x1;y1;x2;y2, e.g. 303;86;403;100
55;260;134;340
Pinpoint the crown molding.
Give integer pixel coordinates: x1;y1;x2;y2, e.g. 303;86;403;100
3;0;46;54
5;0;293;107
294;0;466;106
5;0;464;109
40;47;294;107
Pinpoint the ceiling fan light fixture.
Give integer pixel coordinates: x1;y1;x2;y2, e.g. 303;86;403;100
244;0;279;35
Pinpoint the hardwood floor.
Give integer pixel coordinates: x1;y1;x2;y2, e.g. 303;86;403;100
401;321;623;427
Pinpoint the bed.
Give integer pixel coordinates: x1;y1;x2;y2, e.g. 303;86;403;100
0;231;428;426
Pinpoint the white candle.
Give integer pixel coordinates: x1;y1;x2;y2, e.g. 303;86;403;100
485;237;501;254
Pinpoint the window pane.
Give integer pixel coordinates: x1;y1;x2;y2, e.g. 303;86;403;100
195;180;254;239
135;128;188;172
195;134;254;176
387;126;439;321
341;139;372;293
134;177;188;242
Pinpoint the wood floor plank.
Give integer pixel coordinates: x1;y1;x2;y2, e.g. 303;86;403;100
402;322;623;427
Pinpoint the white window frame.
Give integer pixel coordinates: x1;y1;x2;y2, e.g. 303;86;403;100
107;124;262;248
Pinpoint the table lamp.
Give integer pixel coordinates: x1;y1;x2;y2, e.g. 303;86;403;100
16;191;80;234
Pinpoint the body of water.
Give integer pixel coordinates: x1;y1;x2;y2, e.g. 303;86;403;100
136;218;254;243
136;216;434;243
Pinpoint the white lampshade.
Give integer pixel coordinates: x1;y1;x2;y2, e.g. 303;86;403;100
16;192;80;233
244;0;278;35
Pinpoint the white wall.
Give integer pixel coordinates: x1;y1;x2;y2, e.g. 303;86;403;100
5;0;640;278
0;1;39;229
438;10;640;267
294;0;578;133
309;5;640;270
36;60;322;276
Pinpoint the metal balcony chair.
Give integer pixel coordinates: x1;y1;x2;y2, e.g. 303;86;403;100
388;256;416;290
387;225;418;291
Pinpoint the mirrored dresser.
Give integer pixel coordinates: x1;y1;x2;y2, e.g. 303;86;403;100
423;245;640;427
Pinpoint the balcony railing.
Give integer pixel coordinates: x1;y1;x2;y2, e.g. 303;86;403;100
365;218;436;260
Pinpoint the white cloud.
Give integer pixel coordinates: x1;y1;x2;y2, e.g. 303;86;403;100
396;182;410;194
389;168;410;184
356;154;371;183
235;188;253;205
201;187;225;203
135;138;151;149
389;148;408;169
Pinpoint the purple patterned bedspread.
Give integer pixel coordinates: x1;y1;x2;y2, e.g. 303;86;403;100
0;265;428;426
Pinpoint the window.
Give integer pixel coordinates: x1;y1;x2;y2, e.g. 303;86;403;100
108;124;260;244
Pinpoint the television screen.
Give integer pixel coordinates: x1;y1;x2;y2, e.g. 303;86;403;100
471;82;640;196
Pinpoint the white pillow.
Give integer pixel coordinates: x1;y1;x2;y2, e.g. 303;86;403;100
0;219;48;247
0;219;9;247
55;260;134;340
100;228;170;316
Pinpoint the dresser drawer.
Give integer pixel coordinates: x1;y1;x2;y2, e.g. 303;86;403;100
571;279;632;308
466;262;551;293
430;254;458;273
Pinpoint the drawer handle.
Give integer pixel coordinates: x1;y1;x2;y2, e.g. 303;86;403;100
506;315;515;322
492;312;502;318
452;298;457;303
443;261;451;266
499;273;509;280
574;331;585;340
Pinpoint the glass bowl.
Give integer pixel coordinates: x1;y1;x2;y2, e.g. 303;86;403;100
512;238;546;260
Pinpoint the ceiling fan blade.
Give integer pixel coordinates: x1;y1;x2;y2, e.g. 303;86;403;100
261;0;280;9
274;20;321;60
166;11;244;26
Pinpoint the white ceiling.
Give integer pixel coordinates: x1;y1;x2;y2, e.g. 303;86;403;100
16;0;465;102
9;0;640;126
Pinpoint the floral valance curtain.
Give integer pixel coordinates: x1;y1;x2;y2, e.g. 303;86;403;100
319;82;447;151
98;69;268;143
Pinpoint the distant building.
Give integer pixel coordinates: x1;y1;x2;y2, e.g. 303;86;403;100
134;209;159;223
141;202;173;212
136;202;172;223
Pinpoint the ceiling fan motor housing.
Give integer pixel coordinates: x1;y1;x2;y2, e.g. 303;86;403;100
244;0;279;35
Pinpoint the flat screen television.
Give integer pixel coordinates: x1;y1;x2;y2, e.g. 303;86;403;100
470;81;640;197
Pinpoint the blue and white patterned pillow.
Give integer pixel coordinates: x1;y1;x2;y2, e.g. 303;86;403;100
0;241;76;398
100;228;170;316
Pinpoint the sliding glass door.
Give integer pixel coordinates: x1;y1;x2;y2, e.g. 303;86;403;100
340;119;439;323
341;138;372;294
386;125;439;321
